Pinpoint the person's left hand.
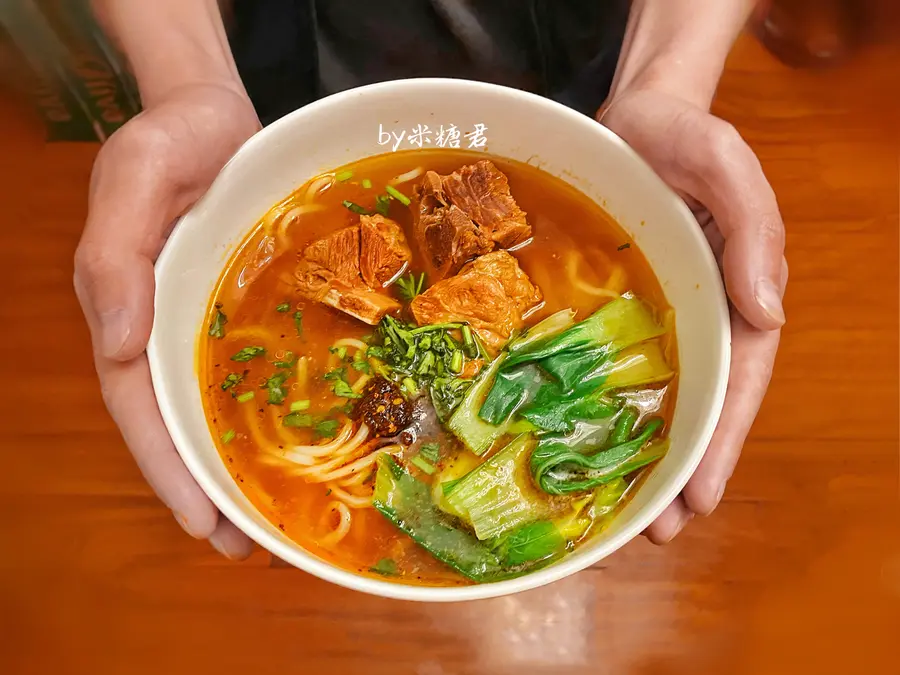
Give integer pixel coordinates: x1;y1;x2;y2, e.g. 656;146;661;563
599;87;787;543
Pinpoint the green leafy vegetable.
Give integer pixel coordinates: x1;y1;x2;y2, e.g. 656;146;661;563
395;272;426;302
221;372;243;392
507;308;576;355
447;353;508;456
587;340;674;391
208;303;227;338
490;520;566;567
520;388;619;434
608;407;639;447
220;429;236;444
263;370;291;405
369;558;397;576
372;455;506;582
231;346;266;362
385;184;411;205
503;294;664;372
236;391;255;403
478;363;547;426
343;199;373;215
276;302;291;313
293;310;304;337
531;419;666;495
445;435;557;540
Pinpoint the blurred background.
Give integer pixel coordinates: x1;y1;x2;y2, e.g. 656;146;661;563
0;0;897;142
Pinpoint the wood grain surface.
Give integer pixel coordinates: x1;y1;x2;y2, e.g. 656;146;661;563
0;33;897;675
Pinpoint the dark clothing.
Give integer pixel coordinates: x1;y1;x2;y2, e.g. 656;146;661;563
227;0;629;126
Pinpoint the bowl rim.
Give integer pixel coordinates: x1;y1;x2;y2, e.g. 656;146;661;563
147;77;731;603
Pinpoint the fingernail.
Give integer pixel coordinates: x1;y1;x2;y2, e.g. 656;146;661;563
174;512;204;540
209;531;239;560
715;483;726;508
99;308;130;358
754;278;786;326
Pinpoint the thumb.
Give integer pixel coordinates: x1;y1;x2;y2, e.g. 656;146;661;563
677;115;787;330
74;246;155;361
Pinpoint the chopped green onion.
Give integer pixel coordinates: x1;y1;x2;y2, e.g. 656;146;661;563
236;391;255;403
374;194;391;216
335;170;354;182
290;400;311;412
208;303;227;339
461;325;476;357
343;200;372;215
409;322;463;334
276;302;291;313
617;243;631;251
411;455;437;475
385;185;411;206
402;377;418;395
221;372;243;392
231;346;266;362
220;429;236;444
293;310;303;337
361;178;372;189
450;350;463;374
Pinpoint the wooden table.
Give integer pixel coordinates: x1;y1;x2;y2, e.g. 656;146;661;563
1;33;897;674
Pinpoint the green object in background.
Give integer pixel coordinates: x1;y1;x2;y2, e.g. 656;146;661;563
0;0;140;142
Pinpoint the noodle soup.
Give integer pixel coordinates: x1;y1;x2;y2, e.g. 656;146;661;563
201;150;677;586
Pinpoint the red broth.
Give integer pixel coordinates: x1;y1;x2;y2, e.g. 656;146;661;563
200;150;677;586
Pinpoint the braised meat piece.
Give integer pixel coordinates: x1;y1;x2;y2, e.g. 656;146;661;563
359;214;411;288
354;377;412;437
412;160;531;282
295;218;410;325
410;251;543;354
441;160;531;249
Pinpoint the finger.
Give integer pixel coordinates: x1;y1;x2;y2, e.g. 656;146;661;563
97;353;219;539
644;495;693;545
209;518;255;560
683;314;781;515
676;115;786;331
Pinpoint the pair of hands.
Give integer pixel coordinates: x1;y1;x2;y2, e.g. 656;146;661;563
73;82;784;559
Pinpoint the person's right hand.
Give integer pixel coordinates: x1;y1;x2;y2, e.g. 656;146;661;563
74;83;261;558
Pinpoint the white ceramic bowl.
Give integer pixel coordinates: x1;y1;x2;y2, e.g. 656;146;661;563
147;78;730;602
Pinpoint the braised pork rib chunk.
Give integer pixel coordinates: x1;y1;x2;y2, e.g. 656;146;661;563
413;160;532;282
295;214;411;324
410;251;543;354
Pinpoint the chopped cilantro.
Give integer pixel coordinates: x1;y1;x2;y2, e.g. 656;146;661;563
351;359;371;374
273;351;297;368
333;379;361;399
263;370;291;405
315;419;341;439
208;304;227;339
283;412;314;428
323;367;347;382
231;346;266;362
369;558;398;576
